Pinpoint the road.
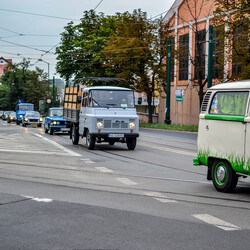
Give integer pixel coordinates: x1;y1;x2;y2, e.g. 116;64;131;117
0;119;250;250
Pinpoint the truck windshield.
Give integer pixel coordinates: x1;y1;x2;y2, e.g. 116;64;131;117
89;90;134;108
50;109;63;117
18;105;34;111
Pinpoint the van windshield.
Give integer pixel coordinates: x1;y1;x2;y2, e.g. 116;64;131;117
88;90;134;108
210;91;249;116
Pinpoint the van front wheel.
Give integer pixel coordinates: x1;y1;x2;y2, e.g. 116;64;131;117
212;160;238;193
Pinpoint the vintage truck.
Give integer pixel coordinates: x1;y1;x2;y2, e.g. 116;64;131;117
63;78;139;150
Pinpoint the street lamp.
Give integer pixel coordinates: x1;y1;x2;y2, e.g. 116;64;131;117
38;59;50;96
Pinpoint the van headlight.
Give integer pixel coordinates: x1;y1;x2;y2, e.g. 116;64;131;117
97;122;103;128
129;122;135;128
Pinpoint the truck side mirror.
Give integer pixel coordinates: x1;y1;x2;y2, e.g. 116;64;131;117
77;96;82;104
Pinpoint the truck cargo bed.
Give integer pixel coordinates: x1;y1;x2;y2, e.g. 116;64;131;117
63;108;80;123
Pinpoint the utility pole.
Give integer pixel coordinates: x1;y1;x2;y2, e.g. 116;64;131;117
165;39;171;124
53;76;55;107
207;25;213;88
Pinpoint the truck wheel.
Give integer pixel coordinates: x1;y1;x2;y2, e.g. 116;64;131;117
212;160;238;192
86;129;95;150
44;125;48;134
48;126;53;135
16;120;20;125
72;124;79;145
126;137;136;150
109;142;115;146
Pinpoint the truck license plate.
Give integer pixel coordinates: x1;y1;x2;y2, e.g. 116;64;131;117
108;134;124;138
31;123;37;125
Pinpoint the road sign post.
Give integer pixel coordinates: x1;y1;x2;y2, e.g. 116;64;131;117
175;90;185;126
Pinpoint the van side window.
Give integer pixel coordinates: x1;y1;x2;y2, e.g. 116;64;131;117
82;92;88;107
209;91;249;116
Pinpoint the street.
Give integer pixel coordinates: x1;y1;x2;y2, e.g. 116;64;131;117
0;119;250;250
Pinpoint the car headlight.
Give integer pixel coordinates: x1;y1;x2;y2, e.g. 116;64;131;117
129;122;135;128
97;122;103;128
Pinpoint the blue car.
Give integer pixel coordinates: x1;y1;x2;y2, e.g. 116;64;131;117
44;108;70;135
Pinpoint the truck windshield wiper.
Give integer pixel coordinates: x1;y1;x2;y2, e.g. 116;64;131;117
105;103;119;107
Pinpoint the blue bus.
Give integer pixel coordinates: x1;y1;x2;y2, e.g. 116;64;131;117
16;103;34;125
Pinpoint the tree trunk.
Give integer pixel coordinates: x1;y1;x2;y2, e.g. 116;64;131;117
147;94;153;123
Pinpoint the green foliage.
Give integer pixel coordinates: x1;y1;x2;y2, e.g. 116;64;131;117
212;0;249;80
139;123;198;132
0;60;50;110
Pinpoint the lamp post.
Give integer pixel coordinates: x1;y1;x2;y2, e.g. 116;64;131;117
38;59;50;95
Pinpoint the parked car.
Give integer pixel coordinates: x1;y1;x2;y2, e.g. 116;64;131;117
22;111;42;127
44;108;70;135
7;112;17;123
2;111;13;120
0;111;4;118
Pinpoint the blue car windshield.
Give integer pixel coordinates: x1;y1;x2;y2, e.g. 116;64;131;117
50;109;63;117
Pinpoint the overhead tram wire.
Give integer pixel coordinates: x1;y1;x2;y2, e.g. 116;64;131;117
0;8;80;22
93;0;104;11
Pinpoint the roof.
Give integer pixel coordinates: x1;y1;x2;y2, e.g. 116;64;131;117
83;86;133;91
210;80;250;90
162;0;183;24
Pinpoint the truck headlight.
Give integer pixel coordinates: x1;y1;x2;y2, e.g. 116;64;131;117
39;118;43;122
53;121;57;125
129;122;135;128
25;118;28;121
20;115;23;118
97;122;103;128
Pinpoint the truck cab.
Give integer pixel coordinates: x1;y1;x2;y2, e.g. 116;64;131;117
64;82;139;150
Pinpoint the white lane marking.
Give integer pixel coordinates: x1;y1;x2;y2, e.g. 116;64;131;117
144;191;177;203
23;196;53;203
192;214;241;231
153;197;177;203
139;141;196;157
33;133;81;157
116;178;137;185
0;148;67;155
81;158;95;164
95;167;113;173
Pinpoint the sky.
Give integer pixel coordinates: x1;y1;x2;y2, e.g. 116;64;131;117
0;0;175;80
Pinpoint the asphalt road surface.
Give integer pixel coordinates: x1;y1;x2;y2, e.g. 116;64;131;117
0;119;249;250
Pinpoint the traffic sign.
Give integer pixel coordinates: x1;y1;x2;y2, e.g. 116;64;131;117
18;99;23;104
47;99;51;104
176;96;183;102
175;89;185;96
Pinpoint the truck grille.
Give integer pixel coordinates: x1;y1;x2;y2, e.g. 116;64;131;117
103;119;129;129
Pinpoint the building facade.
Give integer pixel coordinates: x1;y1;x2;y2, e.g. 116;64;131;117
158;0;247;125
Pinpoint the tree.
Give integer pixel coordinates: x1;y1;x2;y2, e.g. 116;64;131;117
101;10;168;123
56;10;117;83
0;60;49;110
212;0;249;80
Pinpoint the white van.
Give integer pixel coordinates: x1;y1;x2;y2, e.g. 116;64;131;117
194;80;250;192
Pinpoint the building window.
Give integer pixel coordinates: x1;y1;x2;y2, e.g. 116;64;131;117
179;33;189;81
170;37;175;81
212;26;224;79
232;21;247;77
194;29;206;80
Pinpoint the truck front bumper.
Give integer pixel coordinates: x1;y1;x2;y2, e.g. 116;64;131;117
90;133;139;138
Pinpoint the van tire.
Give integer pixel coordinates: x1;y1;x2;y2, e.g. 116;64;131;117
86;129;95;150
126;137;136;150
72;123;79;145
212;160;238;193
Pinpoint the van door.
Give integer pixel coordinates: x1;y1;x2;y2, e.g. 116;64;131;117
79;91;88;135
244;98;250;175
